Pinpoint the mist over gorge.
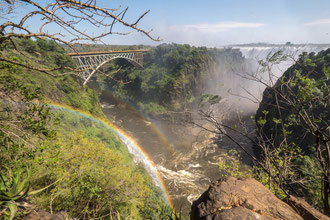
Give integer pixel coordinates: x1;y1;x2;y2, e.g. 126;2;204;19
220;44;330;111
93;43;330;215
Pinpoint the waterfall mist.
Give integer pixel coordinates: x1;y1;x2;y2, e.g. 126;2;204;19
199;45;330;114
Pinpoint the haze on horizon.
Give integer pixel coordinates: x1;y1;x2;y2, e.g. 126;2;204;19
105;0;330;47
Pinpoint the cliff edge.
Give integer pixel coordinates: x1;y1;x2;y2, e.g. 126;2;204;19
191;177;329;220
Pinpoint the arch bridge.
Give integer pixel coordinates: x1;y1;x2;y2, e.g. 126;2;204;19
66;50;148;85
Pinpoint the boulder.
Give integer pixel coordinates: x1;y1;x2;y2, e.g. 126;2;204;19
191;177;303;220
284;195;329;220
23;210;68;220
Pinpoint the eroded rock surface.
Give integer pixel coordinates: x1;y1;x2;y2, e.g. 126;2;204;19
191;177;303;220
284;195;329;220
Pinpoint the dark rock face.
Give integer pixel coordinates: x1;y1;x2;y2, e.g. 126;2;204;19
191;177;303;220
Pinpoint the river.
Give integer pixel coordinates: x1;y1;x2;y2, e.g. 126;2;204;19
94;45;330;215
98;91;255;214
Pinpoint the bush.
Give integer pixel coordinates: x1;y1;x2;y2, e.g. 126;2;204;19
218;149;252;179
138;102;168;114
33;134;152;219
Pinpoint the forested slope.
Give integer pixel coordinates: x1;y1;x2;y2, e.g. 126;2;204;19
255;49;330;213
95;43;245;113
0;39;169;219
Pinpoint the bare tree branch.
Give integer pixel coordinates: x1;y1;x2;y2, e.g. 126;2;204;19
0;0;160;77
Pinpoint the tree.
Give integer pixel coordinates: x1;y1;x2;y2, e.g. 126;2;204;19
0;0;159;76
196;49;329;215
255;50;329;214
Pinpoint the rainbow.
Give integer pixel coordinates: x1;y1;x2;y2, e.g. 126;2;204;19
100;94;177;155
47;102;172;206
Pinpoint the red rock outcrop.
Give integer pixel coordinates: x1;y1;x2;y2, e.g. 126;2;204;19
191;177;319;220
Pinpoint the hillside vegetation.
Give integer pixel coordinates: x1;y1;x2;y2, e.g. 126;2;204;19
256;49;330;213
0;39;170;219
95;43;245;113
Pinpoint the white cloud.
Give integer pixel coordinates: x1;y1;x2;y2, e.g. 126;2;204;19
304;18;330;25
181;21;265;32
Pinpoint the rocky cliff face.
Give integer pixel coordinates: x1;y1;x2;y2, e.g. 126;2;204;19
191;177;329;220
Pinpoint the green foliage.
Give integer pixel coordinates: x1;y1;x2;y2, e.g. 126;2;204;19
0;168;30;220
257;111;268;126
157;204;186;220
32;134;163;219
15;38;75;68
0;38;171;219
296;153;323;210
257;49;330;153
253;166;287;200
200;94;221;107
54;109;132;161
218;149;252;179
253;141;302;200
0;61;59;219
255;48;330;211
257;50;288;73
2;38;104;117
138;102;168;114
0;73;56;171
61;84;104;116
0;167;55;220
96;44;244;112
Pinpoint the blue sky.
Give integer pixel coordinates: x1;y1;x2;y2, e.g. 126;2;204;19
4;0;330;46
107;0;330;46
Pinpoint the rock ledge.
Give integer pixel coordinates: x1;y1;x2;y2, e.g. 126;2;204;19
191;177;328;220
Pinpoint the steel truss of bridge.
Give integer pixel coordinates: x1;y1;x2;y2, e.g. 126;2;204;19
66;50;148;85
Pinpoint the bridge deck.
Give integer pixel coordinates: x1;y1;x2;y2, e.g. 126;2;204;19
66;49;149;57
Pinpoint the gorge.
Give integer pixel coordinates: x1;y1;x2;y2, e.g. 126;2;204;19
93;43;330;215
1;38;329;219
2;1;330;219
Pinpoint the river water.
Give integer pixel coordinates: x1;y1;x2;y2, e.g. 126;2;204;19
99;92;255;214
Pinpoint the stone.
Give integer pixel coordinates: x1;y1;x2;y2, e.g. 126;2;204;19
23;210;68;220
284;195;330;220
191;177;303;220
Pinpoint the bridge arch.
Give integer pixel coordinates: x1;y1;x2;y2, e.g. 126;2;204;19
67;50;147;85
83;56;143;85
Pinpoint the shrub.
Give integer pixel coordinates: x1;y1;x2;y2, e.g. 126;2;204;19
33;134;151;219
